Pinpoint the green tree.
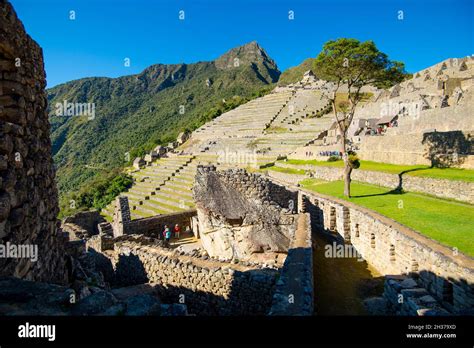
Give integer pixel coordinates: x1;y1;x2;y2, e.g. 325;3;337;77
313;38;406;197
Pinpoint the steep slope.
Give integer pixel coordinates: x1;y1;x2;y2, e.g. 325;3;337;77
48;42;281;195
278;58;315;86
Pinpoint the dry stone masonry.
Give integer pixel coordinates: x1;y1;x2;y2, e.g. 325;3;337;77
302;190;474;314
0;1;67;283
193;165;298;263
269;212;314;315
106;237;278;315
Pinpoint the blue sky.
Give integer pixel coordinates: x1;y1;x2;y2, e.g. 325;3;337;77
10;0;473;87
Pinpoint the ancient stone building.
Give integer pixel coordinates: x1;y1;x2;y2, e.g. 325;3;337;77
0;1;67;283
193;165;298;263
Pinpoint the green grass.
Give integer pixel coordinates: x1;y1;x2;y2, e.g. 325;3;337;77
266;126;288;133
264;166;307;175
300;179;474;257
282;159;474;183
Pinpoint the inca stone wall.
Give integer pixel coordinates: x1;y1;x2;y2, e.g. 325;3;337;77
193;165;298;262
269;212;313;315
108;238;278;315
358;131;473;169
265;169;308;186
303;190;474;314
62;211;105;240
382;275;451;315
0;1;67;283
120;208;197;237
275;162;474;204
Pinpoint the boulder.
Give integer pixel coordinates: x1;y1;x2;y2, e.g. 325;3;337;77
363;297;389;315
124;294;161;316
71;290;118;315
193;166;297;262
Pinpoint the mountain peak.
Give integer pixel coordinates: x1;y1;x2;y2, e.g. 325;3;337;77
214;41;276;72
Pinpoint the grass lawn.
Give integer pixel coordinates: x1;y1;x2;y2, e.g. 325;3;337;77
300;179;474;257
283;159;474;183
263;166;307;175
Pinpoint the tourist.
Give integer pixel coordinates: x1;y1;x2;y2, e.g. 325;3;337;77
174;224;181;239
163;225;171;246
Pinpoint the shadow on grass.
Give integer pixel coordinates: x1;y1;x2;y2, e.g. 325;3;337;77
351;167;430;198
395;167;431;193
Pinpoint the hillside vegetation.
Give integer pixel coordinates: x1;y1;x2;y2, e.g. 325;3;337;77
277;58;315;86
48;42;280;207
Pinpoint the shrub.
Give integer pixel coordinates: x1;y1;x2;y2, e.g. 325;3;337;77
348;151;361;169
327;155;341;162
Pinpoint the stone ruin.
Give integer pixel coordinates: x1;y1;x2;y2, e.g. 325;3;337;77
112;196;131;237
193;165;299;264
0;0;67;284
0;2;193;316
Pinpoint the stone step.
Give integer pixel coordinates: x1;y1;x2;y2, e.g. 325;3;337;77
164;182;193;193
159;185;193;198
133;172;171;181
148;194;194;210
130;209;154;219
174;171;195;180
155;189;193;201
128;186;157;195
130;199;174;215
129;203;163;216
124;191;149;201
170;176;194;185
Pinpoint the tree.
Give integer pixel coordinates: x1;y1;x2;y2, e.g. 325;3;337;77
313;38;407;197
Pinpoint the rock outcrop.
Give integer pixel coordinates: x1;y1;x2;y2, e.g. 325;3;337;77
193;165;298;262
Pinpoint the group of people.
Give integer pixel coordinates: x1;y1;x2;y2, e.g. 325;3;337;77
367;120;398;136
162;224;181;247
319;150;342;157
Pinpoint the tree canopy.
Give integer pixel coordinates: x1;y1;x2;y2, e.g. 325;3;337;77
313;38;408;91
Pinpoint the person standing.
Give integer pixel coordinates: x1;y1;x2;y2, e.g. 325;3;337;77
174;224;181;239
163;225;171;247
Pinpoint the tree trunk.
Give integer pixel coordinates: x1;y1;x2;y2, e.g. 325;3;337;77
341;136;352;197
343;162;352;197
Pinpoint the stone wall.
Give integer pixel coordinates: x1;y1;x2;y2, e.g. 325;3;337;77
269;212;313;315
388;95;474;136
302;190;474;314
122;209;196;237
358;131;473;169
109;238;278;315
62;211;105;240
264;169;308;185
383;275;451;315
0;1;67;283
275;162;474;204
